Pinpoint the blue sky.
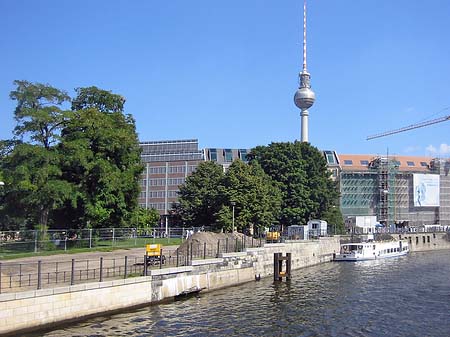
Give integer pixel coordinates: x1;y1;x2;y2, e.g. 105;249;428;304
1;0;449;157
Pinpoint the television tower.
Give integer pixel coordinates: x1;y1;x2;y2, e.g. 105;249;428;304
294;0;315;143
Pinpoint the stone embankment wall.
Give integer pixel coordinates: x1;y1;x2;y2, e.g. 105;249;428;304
0;237;340;335
392;232;450;252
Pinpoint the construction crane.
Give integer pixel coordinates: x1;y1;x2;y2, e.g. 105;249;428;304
367;114;450;140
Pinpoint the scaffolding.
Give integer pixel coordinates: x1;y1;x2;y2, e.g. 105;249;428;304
338;156;450;228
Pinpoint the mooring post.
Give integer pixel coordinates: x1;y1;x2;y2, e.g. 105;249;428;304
286;253;292;281
274;253;280;281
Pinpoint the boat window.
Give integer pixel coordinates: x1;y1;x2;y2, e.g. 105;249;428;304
373;245;376;250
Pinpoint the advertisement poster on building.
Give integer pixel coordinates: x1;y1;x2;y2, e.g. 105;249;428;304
413;174;440;207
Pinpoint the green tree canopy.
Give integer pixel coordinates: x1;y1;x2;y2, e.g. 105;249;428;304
177;161;225;229
176;160;281;233
57;87;143;229
216;160;281;233
1;81;73;231
249;141;341;227
0;81;143;231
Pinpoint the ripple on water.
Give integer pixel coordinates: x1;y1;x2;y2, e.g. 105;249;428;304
23;250;450;337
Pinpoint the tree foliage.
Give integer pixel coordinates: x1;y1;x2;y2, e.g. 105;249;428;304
1;81;73;231
0;81;143;231
177;161;225;229
57;87;143;229
176;160;281;233
249;142;341;227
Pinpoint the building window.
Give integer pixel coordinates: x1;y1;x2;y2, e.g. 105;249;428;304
407;161;415;167
324;151;336;164
209;149;217;161
360;160;369;165
224;149;233;162
344;160;353;165
150;166;166;174
420;162;428;167
239;149;248;161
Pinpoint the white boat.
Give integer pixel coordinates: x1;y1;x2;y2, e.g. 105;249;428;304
334;239;409;262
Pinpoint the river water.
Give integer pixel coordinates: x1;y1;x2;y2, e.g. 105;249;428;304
28;250;450;337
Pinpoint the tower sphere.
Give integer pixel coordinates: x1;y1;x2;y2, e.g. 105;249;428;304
294;86;315;110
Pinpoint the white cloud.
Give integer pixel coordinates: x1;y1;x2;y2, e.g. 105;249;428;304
404;146;421;153
426;145;437;154
439;143;450;154
425;143;450;156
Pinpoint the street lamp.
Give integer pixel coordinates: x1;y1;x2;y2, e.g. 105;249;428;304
231;202;236;233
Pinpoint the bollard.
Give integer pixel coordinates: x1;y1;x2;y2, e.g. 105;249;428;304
226;238;229;253
235;237;238;252
190;242;193;265
176;248;179;267
159;249;163;269
124;256;128;279
217;240;220;257
99;257;104;282
37;260;42;290
274;252;292;282
71;259;75;285
203;242;207;259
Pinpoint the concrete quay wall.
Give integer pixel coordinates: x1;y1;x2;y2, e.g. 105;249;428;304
392;232;450;252
0;237;340;335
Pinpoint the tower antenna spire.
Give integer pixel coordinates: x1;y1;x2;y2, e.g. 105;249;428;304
302;0;307;72
294;0;316;143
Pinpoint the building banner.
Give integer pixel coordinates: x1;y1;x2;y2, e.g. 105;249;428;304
413;174;440;207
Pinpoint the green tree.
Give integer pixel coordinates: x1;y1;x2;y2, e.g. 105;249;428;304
57;87;143;229
1;81;74;231
249;142;341;227
177;161;225;229
217;160;281;233
132;207;160;233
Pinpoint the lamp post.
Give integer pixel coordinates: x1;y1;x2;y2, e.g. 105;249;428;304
231;202;236;233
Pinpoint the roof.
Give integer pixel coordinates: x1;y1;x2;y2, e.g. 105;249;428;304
337;154;433;172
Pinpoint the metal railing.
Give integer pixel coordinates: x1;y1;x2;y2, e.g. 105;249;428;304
0;227;201;256
0;237;263;294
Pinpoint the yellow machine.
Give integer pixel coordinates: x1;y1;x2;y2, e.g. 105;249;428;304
266;225;281;243
145;243;166;266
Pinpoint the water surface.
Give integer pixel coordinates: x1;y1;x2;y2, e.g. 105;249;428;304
28;250;450;337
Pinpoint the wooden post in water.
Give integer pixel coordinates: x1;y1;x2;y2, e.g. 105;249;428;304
274;252;292;281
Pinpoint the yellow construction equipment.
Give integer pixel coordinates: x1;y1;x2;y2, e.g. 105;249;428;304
266;225;281;243
145;243;166;266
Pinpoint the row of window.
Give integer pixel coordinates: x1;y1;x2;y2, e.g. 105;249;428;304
141;190;180;198
147;178;186;186
208;149;248;162
148;165;197;175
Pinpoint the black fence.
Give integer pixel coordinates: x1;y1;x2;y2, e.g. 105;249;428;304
0;238;263;294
